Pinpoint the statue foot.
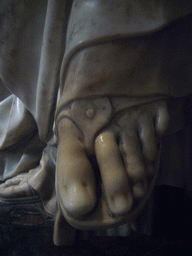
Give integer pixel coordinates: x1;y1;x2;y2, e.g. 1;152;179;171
56;99;169;229
0;173;36;198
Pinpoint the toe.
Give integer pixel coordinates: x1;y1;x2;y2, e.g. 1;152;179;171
0;176;24;188
121;133;146;183
139;120;158;164
57;118;96;218
132;179;148;199
155;101;169;138
121;132;148;200
95;131;133;216
63;182;96;216
0;182;34;197
109;193;133;216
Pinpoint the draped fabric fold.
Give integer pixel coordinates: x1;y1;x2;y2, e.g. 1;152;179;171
1;0;192;139
0;0;68;142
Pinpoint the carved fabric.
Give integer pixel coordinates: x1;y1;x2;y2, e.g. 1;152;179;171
1;0;192;140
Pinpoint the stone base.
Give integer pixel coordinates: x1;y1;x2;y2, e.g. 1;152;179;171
0;196;54;227
0;186;192;255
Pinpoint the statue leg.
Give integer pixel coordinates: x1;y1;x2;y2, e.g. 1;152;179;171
55;41;170;230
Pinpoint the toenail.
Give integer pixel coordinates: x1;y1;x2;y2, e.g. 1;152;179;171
85;108;95;119
111;194;133;215
132;182;147;198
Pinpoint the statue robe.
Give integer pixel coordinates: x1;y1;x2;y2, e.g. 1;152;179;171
1;0;192;141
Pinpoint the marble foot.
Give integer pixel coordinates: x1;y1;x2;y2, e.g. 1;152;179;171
56;99;169;229
0;173;36;198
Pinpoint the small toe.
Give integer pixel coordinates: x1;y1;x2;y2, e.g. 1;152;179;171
132;179;148;199
139;122;158;164
109;193;133;216
155;101;169;138
121;133;146;183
